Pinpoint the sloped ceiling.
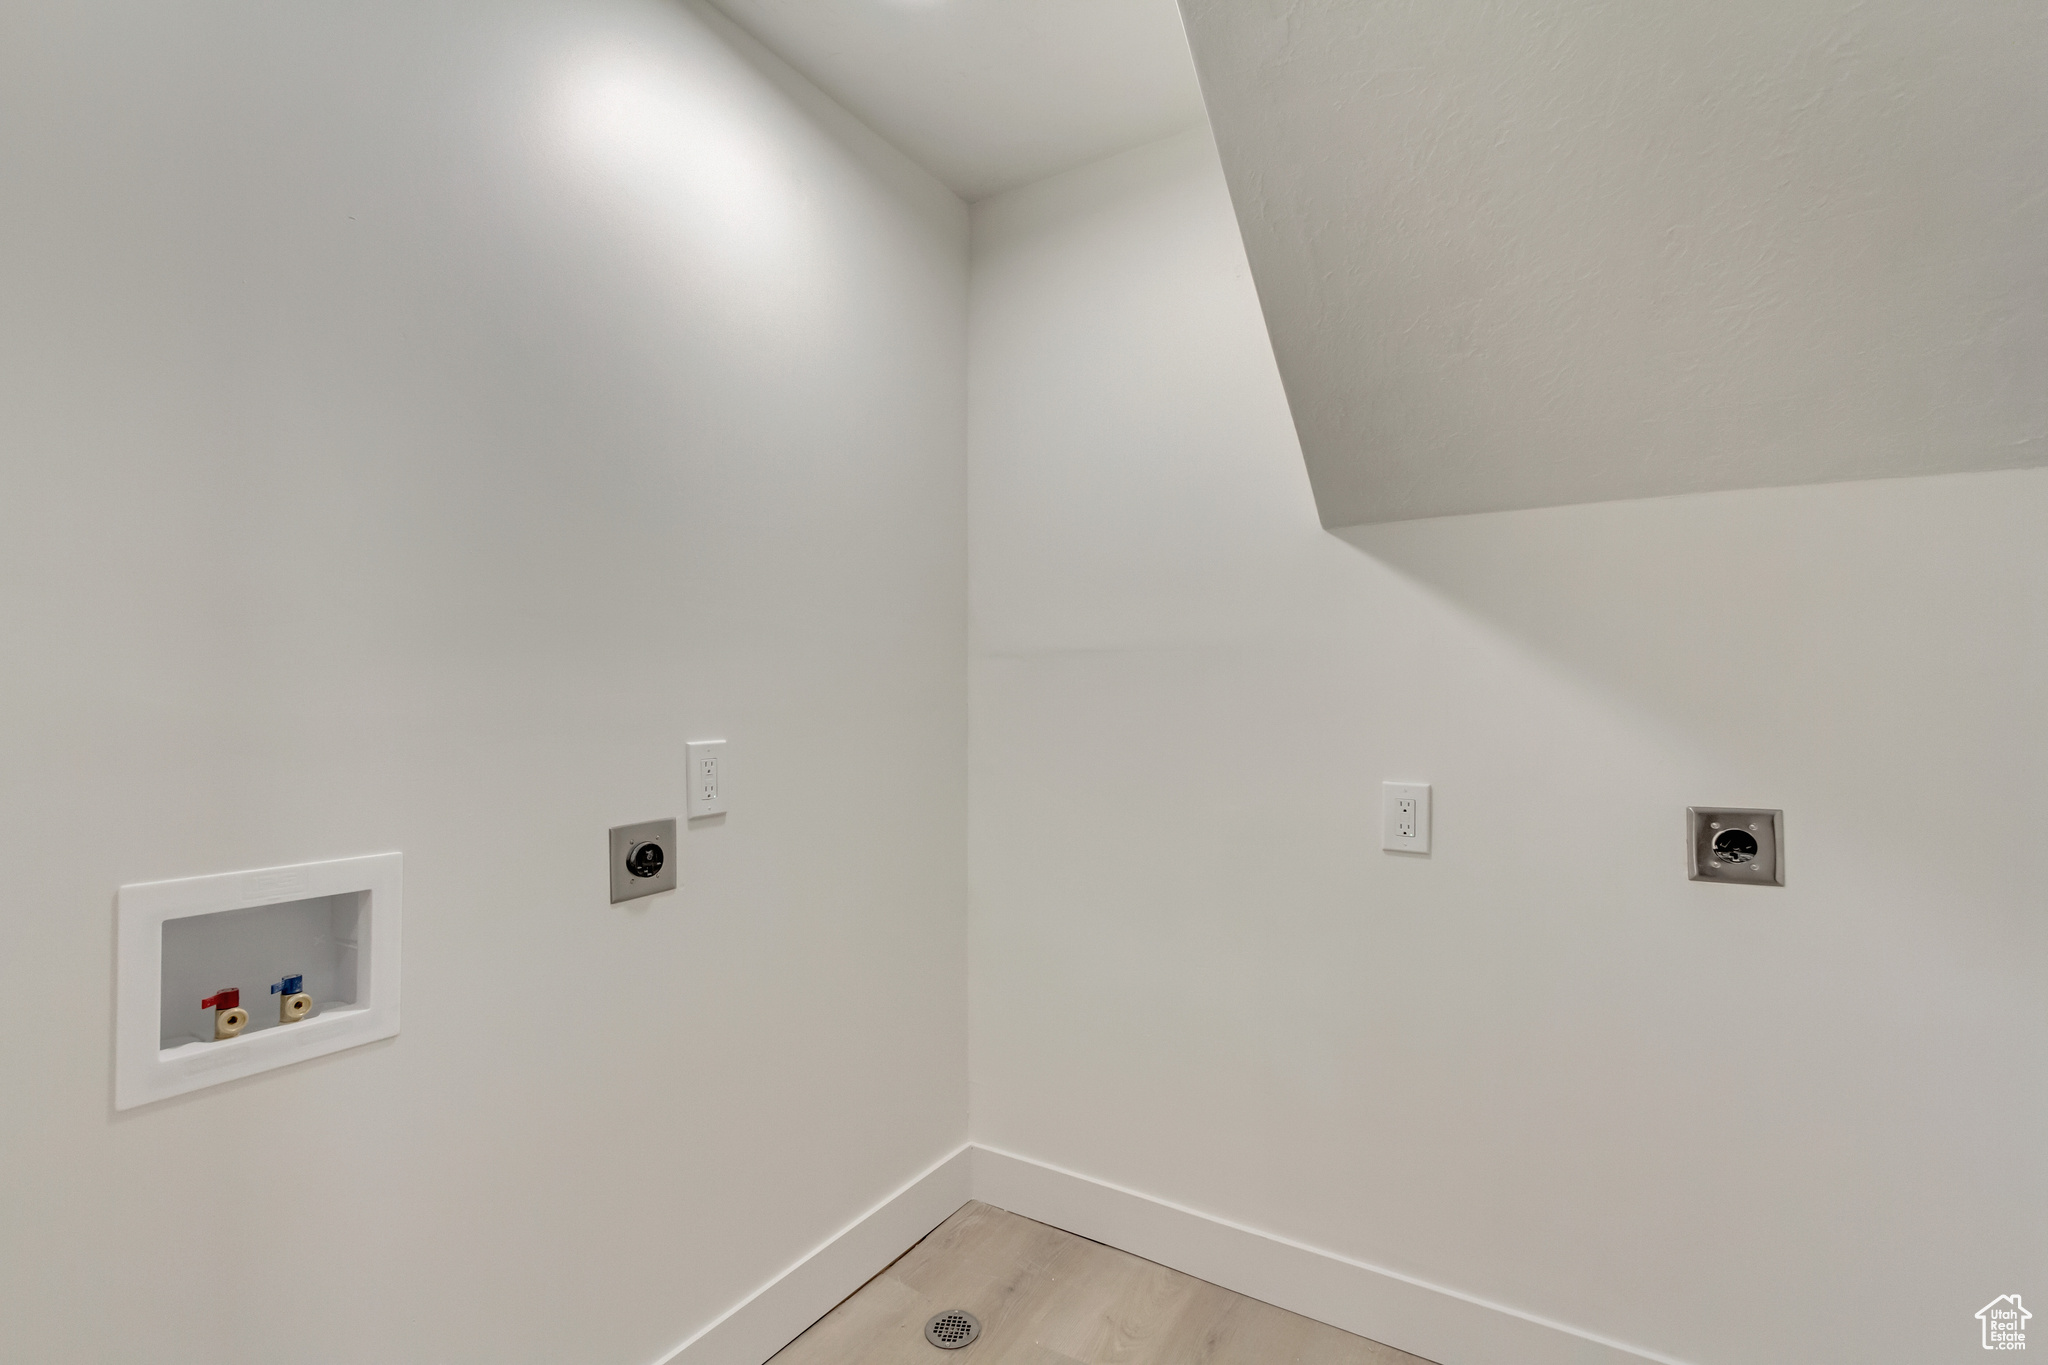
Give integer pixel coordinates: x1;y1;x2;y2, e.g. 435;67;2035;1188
709;0;1205;201
1180;0;2048;527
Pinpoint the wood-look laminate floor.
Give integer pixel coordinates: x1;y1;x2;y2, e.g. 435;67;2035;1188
767;1202;1437;1365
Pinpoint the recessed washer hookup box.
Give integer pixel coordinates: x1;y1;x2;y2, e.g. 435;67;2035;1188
115;852;402;1109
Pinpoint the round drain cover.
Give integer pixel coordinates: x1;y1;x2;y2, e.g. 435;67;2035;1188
924;1309;981;1350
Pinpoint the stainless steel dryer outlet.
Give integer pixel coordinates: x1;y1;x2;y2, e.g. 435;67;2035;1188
609;818;677;903
1688;808;1784;886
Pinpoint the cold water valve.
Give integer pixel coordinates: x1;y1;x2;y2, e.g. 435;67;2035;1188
271;974;313;1024
200;988;248;1040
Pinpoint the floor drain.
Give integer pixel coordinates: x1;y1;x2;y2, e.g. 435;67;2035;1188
924;1309;981;1350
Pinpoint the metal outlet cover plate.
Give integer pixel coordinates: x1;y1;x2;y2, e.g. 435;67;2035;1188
609;818;677;903
1688;808;1784;886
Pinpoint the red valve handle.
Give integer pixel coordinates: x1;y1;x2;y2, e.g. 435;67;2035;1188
200;989;241;1011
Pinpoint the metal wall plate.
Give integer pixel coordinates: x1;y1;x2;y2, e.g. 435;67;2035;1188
609;818;677;903
1688;808;1784;886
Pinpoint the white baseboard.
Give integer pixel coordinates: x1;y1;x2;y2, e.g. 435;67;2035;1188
652;1141;1689;1365
652;1144;972;1365
969;1145;1688;1365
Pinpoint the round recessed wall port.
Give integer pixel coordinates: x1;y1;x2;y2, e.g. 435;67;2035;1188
626;841;666;878
1711;828;1759;864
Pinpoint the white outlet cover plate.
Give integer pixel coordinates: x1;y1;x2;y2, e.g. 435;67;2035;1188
1382;782;1431;854
115;852;402;1109
687;739;727;818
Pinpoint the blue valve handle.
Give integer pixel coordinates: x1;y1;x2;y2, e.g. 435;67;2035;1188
270;974;305;995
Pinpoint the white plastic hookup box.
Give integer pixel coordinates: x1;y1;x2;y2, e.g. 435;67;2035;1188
115;852;401;1109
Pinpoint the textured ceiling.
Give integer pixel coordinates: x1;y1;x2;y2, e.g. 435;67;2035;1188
709;0;1206;201
1181;0;2048;526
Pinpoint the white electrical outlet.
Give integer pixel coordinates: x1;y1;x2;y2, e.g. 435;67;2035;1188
687;740;727;817
1382;782;1430;853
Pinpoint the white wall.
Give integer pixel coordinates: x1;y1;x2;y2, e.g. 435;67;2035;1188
0;3;966;1362
968;128;2047;1365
